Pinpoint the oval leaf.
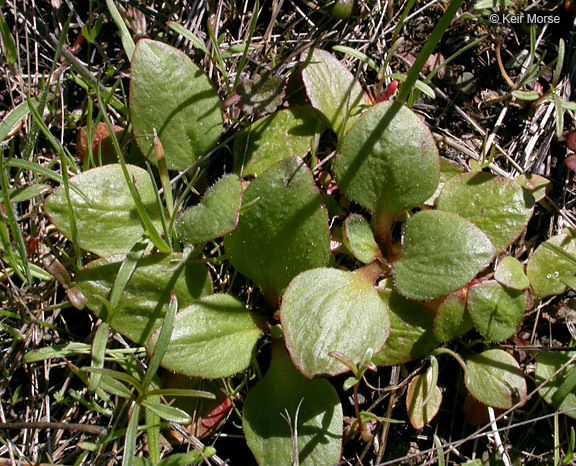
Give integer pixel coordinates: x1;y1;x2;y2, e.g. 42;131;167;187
44;164;164;257
394;211;496;300
406;367;443;430
224;157;330;305
433;291;473;342
342;214;381;264
130;39;223;171
175;174;242;244
281;267;389;378
70;253;212;345
527;232;576;300
334;101;440;216
437;172;534;252
466;349;527;409
148;294;263;379
233;106;321;177
515;174;551;203
243;342;343;466
467;280;526;342
301;48;366;137
372;289;440;366
536;351;576;419
494;256;530;290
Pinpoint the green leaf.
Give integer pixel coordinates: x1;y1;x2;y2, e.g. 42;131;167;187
44;164;164;257
466;349;527;409
437;172;534;252
281;267;390;378
334;101;439;216
433;291;473;342
301;48;366;138
467;280;526;342
233;106;321;177
237;73;285;114
5;184;51;203
224;158;330;305
70;253;212;345
372;289;440;366
536;351;576;419
0;10;17;65
527;233;576;300
515;174;551;203
342;214;380;264
394;211;495;301
175;175;242;244
130;39;223;171
243;342;342;466
406;366;442;430
494;256;530;290
140;400;191;424
106;0;135;60
512;90;541;101
98;375;135;399
147;294;262;379
156;449;216;466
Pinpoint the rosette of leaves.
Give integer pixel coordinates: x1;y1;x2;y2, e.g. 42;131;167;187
41;45;546;465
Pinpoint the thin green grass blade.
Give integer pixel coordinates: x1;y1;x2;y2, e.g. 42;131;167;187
332;45;378;72
0;9;17;65
167;21;211;57
396;0;464;107
543;242;576;267
122;402;140;466
0;157;32;284
141;292;177;390
105;0;135;60
232;0;259;91
146;388;216;399
145;395;161;464
81;367;142;392
0;98;38;142
206;22;230;91
553;39;564;87
23;14;71;161
97;92;172;253
140;400;191;424
3;158;88;201
89;237;152;392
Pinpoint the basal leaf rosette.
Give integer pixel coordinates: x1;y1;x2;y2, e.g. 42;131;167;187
130;39;223;171
437;172;534;252
281;267;390;378
394;210;496;301
333;101;440;219
224;157;330;306
243;342;343;465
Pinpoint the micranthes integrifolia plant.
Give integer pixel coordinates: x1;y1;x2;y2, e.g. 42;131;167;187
24;6;576;464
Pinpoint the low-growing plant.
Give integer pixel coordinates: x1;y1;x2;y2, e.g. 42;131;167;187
11;9;576;465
